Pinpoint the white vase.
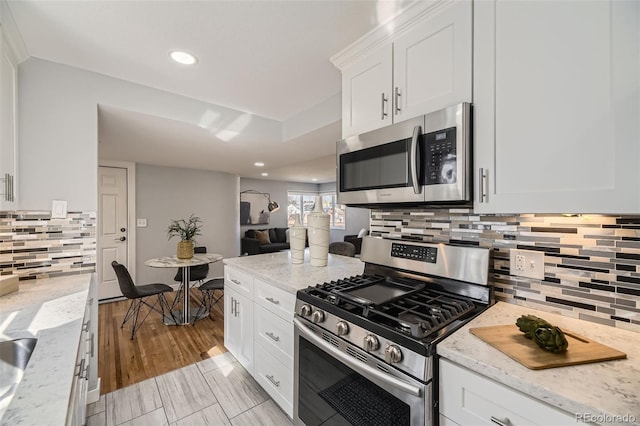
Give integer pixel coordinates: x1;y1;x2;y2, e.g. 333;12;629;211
289;213;306;264
307;196;330;267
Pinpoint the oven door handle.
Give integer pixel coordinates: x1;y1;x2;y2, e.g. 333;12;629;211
294;318;422;397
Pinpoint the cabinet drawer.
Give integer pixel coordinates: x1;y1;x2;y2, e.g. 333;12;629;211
254;279;295;322
255;304;294;363
225;267;254;300
254;341;293;418
439;359;578;426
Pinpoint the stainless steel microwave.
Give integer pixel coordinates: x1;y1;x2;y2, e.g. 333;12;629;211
337;102;471;207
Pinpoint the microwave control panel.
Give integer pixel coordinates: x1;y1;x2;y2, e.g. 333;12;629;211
391;243;437;263
424;126;457;185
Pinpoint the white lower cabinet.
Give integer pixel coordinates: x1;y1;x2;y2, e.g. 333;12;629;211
223;266;295;417
254;341;293;418
224;285;254;374
439;358;579;426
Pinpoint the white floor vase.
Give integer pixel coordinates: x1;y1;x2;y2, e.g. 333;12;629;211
307;196;330;267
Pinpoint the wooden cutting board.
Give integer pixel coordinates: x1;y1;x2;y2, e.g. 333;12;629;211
469;324;627;370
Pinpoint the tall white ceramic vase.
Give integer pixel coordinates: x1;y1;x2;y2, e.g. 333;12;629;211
289;213;306;264
307;196;330;267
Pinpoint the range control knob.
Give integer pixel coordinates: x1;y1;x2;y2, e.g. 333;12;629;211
363;334;380;352
385;345;403;363
336;321;349;336
311;310;325;323
300;304;312;317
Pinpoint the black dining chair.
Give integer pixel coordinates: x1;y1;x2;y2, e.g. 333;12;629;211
111;261;175;340
329;241;357;257
194;277;224;320
172;246;209;307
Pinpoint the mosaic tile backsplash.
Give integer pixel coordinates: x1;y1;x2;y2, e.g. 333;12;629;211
371;209;640;333
0;211;96;280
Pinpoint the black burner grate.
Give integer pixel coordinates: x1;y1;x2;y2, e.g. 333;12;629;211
365;289;476;339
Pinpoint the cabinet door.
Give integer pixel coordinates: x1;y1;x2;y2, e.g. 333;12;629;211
341;44;393;137
474;0;640;213
223;286;254;374
0;31;18;209
394;0;472;121
439;359;579;425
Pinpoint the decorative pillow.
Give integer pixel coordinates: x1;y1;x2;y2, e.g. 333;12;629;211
357;227;369;238
275;227;287;243
269;228;278;243
254;229;271;244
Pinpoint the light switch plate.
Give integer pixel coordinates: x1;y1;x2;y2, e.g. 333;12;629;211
510;248;545;280
136;218;147;227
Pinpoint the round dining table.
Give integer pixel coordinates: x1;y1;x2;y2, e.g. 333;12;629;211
144;253;223;325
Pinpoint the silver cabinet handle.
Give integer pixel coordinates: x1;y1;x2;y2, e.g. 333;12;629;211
478;168;488;203
2;173;14;202
75;358;86;377
294;318;421;397
490;416;510;426
235;299;239;317
394;87;401;115
265;332;280;342
82;320;90;332
266;374;280;387
410;125;421;195
230;278;241;285
90;332;95;357
381;93;388;120
230;297;235;315
265;297;280;305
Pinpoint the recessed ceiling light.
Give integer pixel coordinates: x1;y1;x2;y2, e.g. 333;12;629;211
169;50;198;65
261;172;269;176
254;162;265;167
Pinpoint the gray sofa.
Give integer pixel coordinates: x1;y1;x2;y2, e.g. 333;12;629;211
241;228;290;255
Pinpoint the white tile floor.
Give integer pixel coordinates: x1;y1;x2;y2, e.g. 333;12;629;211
87;352;292;426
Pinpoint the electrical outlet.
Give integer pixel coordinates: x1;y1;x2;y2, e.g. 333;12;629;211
136;218;147;227
510;249;545;279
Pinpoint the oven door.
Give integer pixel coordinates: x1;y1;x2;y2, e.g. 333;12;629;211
293;317;429;426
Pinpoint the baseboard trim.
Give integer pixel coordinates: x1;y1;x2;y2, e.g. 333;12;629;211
86;377;101;404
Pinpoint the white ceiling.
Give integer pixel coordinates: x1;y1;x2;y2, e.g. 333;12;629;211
7;0;409;183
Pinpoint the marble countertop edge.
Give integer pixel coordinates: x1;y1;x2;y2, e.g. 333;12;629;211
437;301;640;426
0;273;93;426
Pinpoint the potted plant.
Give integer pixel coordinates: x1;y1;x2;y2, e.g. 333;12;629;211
167;214;203;259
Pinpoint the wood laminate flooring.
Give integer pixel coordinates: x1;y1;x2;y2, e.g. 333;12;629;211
87;352;292;426
98;289;226;394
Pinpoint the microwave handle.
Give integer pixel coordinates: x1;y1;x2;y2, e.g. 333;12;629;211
410;125;421;194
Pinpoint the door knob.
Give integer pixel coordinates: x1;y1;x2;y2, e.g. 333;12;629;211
120;227;126;232
115;236;126;242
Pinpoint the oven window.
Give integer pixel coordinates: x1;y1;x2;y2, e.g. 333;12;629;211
298;336;410;426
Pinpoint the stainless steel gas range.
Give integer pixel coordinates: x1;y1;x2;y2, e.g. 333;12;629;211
293;236;491;426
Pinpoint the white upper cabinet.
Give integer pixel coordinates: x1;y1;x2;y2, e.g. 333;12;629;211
341;45;393;137
474;0;640;214
0;29;18;209
334;0;472;138
393;0;472;122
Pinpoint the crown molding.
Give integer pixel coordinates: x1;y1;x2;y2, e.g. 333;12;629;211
330;0;455;71
0;0;29;63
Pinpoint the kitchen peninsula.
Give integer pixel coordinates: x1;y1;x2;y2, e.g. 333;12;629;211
222;250;364;417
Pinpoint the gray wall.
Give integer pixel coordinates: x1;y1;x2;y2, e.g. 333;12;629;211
136;164;239;284
240;178;318;230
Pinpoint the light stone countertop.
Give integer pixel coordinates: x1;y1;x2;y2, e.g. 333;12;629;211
0;273;93;425
437;301;640;426
223;249;365;294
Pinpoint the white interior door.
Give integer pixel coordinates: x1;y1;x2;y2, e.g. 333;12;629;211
98;166;128;299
